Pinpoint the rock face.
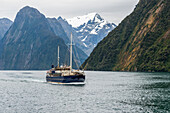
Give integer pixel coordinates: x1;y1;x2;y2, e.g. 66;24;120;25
0;6;74;69
0;18;13;40
47;18;70;44
58;13;116;55
81;0;170;72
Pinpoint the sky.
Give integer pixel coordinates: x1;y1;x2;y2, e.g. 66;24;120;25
0;0;139;25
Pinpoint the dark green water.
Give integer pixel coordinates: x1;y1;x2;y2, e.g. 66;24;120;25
0;71;169;113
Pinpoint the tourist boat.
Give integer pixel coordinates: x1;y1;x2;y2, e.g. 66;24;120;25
46;33;85;84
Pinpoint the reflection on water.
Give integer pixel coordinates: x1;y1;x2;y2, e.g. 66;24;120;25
0;71;169;113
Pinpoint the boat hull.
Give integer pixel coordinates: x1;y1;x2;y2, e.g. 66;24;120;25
46;75;85;83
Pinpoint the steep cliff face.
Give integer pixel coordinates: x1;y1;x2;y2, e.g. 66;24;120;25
81;0;170;72
0;6;69;70
47;18;70;44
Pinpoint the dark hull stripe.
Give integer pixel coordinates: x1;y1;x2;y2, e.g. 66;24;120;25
46;75;85;83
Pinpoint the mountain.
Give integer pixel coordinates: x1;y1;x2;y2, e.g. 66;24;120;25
67;13;117;55
0;6;72;70
81;0;170;72
0;18;13;40
57;17;85;52
58;13;116;55
47;17;88;66
47;18;70;44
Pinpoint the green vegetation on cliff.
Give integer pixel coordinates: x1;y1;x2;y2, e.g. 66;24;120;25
81;0;170;72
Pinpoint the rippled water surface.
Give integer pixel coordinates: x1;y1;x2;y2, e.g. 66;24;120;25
0;71;169;113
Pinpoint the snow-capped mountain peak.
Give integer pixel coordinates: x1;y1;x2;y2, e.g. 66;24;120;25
67;12;104;28
58;13;117;55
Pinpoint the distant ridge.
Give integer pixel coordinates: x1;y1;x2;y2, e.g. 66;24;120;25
0;18;13;40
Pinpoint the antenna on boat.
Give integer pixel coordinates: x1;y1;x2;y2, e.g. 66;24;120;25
58;46;60;67
70;33;73;73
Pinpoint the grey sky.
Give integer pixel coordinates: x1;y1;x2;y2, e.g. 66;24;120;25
0;0;139;25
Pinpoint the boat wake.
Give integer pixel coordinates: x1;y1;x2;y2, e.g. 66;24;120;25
48;82;86;86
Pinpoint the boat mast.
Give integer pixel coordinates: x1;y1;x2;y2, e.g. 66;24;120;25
58;46;59;67
70;33;72;72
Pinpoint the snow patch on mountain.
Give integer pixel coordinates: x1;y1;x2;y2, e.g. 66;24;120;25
82;36;88;42
90;29;98;35
83;43;87;47
67;13;98;28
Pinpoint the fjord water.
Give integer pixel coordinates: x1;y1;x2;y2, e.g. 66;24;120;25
0;71;169;113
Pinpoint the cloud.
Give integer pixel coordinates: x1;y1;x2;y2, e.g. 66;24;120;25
0;0;139;24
